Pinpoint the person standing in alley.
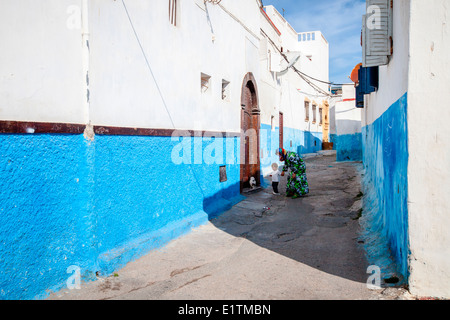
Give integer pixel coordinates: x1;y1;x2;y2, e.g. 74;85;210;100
269;163;281;195
276;148;309;199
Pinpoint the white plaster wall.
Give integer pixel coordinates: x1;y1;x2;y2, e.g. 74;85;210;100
0;0;85;124
335;84;361;136
407;0;450;299
259;9;282;128
362;0;410;127
89;0;261;133
263;6;329;135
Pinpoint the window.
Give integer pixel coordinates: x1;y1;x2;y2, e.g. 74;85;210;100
201;73;211;93
304;101;310;121
219;166;227;182
169;0;178;26
312;32;315;41
312;104;317;123
222;79;230;101
319;107;323;125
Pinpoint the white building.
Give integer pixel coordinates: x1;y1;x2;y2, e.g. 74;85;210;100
359;0;450;298
0;0;264;300
259;5;330;175
333;84;362;161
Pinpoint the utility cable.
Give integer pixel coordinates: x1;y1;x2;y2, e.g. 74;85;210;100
121;0;176;128
121;0;206;198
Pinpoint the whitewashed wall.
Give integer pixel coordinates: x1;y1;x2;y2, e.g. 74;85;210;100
89;0;261;132
263;5;329;134
407;0;450;299
362;0;450;299
0;0;262;133
0;0;85;124
335;84;361;136
362;0;410;127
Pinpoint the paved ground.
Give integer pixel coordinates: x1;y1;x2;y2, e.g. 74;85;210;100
48;153;410;300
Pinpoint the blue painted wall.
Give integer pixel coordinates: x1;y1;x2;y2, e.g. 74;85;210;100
0;133;242;299
259;124;280;174
260;123;323;175
336;132;362;162
329;133;338;150
284;127;323;155
360;93;409;281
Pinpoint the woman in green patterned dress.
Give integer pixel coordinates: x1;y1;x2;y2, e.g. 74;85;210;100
277;148;309;199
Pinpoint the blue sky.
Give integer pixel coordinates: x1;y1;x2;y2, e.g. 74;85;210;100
263;0;366;85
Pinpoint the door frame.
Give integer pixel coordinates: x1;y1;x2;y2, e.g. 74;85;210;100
240;72;260;192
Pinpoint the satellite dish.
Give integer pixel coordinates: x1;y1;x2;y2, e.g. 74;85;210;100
276;54;300;77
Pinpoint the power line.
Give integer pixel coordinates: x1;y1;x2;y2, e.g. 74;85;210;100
260;28;348;93
121;0;176;128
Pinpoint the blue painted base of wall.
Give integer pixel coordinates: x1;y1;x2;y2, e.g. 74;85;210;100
336;133;362;162
360;93;409;282
0;134;242;299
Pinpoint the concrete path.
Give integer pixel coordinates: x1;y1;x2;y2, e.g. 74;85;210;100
48;154;409;300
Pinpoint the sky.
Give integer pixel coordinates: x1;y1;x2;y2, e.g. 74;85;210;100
262;0;366;85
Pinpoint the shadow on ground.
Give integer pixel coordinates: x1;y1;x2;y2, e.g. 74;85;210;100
208;154;371;284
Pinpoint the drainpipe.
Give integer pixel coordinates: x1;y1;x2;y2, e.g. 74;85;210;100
81;0;94;140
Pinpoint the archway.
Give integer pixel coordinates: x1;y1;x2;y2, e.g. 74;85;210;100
240;73;260;192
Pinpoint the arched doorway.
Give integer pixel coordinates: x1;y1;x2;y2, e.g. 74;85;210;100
240;73;260;192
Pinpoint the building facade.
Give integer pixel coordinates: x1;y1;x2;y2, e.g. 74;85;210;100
0;0;263;299
259;6;330;176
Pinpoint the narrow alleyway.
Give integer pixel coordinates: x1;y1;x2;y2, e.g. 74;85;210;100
49;153;408;300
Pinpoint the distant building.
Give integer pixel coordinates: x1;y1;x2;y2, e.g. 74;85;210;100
259;5;330;176
333;84;362;162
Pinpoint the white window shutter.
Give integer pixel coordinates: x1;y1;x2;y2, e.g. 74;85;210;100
362;0;392;67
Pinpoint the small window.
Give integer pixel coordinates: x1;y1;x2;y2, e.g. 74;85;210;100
312;32;315;41
312;104;317;123
271;115;275;131
169;0;178;26
222;79;230;101
219;166;227;182
302;34;306;41
307;33;311;41
201;73;211;93
304;101;310;121
319;107;323;125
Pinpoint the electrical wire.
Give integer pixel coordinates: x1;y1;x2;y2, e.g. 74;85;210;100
121;0;175;128
260;28;349;93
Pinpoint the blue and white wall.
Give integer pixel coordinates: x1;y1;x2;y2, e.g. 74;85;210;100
361;0;450;298
335;85;362;162
0;0;260;299
361;0;410;286
405;0;450;299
